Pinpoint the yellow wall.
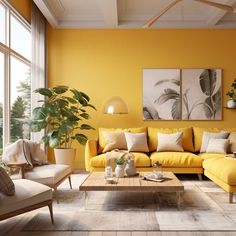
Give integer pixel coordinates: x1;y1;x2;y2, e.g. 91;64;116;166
8;0;31;22
47;27;236;168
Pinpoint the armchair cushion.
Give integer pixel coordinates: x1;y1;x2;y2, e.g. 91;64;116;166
11;164;71;186
0;167;15;196
0;179;52;216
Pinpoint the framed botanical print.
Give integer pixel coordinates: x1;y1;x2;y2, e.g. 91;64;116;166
182;69;222;120
143;69;181;120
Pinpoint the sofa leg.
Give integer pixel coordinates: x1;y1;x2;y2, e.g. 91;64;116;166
68;176;72;189
229;192;234;203
197;174;202;181
48;201;54;224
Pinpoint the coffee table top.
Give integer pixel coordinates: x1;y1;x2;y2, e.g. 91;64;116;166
79;172;184;192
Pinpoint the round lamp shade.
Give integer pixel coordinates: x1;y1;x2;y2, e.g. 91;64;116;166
103;96;128;114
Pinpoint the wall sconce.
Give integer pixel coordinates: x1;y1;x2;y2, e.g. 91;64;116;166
103;96;128;114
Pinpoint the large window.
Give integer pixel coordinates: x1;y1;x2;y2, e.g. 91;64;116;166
0;0;31;155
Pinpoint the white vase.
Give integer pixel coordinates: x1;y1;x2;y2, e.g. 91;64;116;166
227;99;236;108
54;148;76;172
125;159;136;177
115;164;125;178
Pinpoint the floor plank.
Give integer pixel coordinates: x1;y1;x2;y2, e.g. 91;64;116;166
131;232;147;236
102;232;117;236
147;232;162;236
88;232;103;236
71;232;89;236
116;232;131;236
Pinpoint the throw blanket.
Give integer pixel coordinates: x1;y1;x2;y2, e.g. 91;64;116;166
2;139;47;169
106;149;134;171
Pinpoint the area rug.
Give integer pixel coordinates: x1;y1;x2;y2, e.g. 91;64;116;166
22;174;236;231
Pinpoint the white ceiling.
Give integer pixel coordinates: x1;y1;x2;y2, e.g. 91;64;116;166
33;0;236;29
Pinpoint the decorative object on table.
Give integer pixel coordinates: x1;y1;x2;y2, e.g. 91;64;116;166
103;96;128;114
153;162;163;179
114;156;126;178
105;166;113;178
226;78;236;108
182;69;222;120
125;158;136;177
30;85;96;171
234;152;236;158
143;69;181;120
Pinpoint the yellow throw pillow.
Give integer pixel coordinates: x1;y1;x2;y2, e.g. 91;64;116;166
148;127;194;152
124;132;149;152
98;127;147;153
102;131;127;153
157;132;184;152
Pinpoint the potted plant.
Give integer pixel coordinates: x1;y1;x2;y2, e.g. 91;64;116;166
30;85;96;171
115;156;126;178
226;78;236;108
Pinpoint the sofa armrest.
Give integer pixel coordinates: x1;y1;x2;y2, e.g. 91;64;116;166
85;140;98;171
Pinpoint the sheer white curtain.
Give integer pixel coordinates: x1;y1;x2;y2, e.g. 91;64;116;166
31;2;46;142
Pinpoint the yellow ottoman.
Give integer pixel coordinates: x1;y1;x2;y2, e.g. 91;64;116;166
203;156;236;203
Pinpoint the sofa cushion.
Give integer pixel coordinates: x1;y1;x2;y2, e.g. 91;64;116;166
98;127;147;153
206;138;229;154
150;152;202;168
203;157;236;185
157;132;184;152
200;132;229;153
102;131;127;153
11;164;71;186
193;127;236;152
148;127;194;152
0;167;15;196
0;179;52;216
228;132;236;153
198;153;226;160
124;132;149;152
90;152;151;168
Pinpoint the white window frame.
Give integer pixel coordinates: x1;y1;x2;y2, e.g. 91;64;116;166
0;0;31;150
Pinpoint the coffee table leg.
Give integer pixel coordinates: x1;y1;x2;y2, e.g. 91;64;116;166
85;191;88;208
177;191;181;209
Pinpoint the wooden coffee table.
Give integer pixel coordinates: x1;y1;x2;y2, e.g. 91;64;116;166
80;171;184;208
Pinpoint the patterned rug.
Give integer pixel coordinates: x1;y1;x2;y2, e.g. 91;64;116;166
23;173;236;231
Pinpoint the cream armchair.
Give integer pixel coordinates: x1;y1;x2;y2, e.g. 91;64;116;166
3;139;72;198
0;179;54;223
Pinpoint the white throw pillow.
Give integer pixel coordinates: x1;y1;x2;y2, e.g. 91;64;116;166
157;132;184;152
124;132;149;152
102;131;127;153
206;138;229;154
200;131;229;153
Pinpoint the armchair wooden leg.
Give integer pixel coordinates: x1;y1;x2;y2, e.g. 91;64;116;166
68;176;72;189
229;192;234;203
48;201;54;224
198;174;202;181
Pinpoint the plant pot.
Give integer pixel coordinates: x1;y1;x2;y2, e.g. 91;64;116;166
54;148;76;172
227;99;236;108
115;164;125;178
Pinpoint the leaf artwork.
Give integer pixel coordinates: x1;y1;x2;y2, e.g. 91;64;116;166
182;69;221;120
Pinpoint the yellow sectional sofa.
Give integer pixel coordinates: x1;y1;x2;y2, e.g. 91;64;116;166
85;126;236;203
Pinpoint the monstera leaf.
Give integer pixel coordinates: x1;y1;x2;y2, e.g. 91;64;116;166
199;69;217;96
